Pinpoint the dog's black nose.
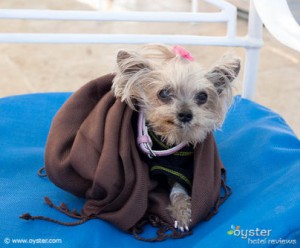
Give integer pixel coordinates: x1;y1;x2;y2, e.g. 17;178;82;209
177;111;193;123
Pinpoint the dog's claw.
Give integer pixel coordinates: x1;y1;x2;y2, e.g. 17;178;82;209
174;221;178;229
174;222;190;232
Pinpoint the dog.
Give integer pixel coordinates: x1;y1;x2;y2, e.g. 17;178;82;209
112;44;240;232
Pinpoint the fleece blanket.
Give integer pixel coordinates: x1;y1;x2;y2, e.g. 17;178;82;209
0;88;299;247
42;74;229;238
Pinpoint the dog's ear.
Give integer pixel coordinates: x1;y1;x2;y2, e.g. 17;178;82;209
113;50;153;110
205;56;241;94
116;50;151;74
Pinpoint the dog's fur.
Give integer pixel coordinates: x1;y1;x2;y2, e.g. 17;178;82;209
112;44;240;231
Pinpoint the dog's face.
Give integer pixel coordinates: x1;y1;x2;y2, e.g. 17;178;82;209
112;44;240;146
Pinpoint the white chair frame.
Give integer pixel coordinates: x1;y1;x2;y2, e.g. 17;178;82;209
0;0;298;99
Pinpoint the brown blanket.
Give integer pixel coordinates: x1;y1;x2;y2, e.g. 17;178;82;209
43;74;230;238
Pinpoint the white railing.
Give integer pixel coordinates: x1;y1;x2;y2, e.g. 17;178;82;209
0;0;264;99
0;1;240;44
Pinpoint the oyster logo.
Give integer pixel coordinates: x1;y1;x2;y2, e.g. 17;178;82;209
227;225;272;239
227;225;240;235
227;225;297;246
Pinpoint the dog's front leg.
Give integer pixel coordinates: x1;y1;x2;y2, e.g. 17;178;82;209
167;182;192;232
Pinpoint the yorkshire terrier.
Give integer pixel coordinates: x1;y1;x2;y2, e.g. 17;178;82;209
112;44;240;232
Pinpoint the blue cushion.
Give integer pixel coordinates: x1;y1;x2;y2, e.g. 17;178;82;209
0;94;299;247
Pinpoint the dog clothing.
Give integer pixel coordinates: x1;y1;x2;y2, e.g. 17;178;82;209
142;131;194;194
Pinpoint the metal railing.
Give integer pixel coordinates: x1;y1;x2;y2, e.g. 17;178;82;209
0;0;264;99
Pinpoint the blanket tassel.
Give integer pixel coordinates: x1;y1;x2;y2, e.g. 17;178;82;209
20;197;90;226
131;215;192;242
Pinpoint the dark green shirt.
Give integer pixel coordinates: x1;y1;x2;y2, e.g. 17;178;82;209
143;131;194;193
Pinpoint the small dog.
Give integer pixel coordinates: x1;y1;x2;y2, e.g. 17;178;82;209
112;44;240;232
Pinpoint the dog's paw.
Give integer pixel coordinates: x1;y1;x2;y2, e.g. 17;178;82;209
167;193;192;232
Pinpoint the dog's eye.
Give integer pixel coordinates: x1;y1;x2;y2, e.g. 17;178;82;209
195;91;208;105
158;89;172;102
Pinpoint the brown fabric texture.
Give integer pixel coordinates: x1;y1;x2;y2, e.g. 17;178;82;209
44;73;229;233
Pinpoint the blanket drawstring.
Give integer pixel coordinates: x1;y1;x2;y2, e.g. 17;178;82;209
131;215;192;242
205;169;232;220
20;197;91;226
21;168;90;226
37;167;47;177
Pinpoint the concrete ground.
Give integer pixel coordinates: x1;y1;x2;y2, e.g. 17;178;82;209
0;0;299;137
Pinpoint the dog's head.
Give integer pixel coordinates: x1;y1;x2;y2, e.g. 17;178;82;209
112;44;240;146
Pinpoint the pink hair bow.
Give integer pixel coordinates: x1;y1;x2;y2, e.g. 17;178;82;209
172;45;194;61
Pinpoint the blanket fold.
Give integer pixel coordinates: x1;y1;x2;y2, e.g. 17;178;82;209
43;74;230;238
